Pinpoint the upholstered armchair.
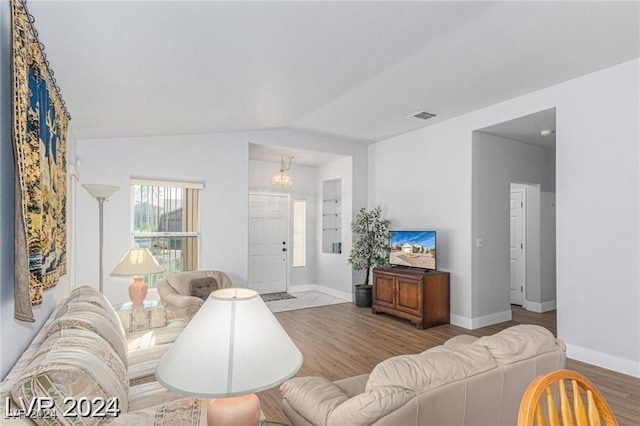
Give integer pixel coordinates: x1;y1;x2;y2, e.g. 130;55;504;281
157;270;233;320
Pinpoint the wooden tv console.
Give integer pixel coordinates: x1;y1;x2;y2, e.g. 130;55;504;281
372;267;450;329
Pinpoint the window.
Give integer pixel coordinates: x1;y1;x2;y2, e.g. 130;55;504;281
131;178;203;286
293;199;306;267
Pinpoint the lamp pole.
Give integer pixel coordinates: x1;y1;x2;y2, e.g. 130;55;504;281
82;184;119;294
97;195;106;293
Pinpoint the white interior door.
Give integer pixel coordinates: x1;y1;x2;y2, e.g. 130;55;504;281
248;194;288;294
510;189;525;305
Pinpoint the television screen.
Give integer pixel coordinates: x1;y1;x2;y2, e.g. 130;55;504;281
389;230;437;270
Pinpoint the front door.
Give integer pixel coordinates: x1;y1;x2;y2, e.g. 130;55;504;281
510;189;525;305
248;194;288;294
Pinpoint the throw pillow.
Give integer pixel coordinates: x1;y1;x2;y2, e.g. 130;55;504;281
189;277;218;301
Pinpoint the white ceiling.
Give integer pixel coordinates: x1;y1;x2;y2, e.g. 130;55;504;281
249;143;346;167
478;108;556;150
28;1;639;145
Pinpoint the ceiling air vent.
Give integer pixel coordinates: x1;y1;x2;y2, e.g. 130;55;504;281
407;111;438;120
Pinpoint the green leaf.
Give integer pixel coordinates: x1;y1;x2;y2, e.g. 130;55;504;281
348;206;391;286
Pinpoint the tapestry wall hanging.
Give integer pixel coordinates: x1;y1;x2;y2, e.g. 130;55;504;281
11;0;71;321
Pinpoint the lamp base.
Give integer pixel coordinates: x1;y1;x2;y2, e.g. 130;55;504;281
128;276;148;308
207;394;260;426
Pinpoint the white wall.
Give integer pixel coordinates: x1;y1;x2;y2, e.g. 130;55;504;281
76;129;367;305
76;133;250;305
249;159;318;287
370;59;639;376
540;190;556;309
555;60;639;377
315;157;354;300
369;119;474;327
0;1;74;379
472;133;555;325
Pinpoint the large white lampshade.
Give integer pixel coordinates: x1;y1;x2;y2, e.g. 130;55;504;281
156;288;303;425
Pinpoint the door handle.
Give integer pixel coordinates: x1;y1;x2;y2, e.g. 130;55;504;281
282;248;288;252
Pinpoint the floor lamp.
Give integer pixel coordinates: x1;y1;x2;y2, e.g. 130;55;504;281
82;183;119;293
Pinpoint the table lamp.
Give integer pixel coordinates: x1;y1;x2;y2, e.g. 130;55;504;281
111;248;163;307
155;287;303;426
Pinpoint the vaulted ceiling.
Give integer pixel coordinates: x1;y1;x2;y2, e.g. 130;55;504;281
28;1;639;143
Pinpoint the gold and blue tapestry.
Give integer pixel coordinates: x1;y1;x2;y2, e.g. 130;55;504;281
11;0;70;321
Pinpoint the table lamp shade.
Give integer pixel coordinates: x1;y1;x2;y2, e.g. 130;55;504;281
111;248;163;276
155;288;303;398
111;248;163;307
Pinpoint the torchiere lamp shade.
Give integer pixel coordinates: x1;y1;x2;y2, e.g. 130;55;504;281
155;287;303;398
82;184;119;200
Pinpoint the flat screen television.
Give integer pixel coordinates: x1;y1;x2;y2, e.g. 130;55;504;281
389;230;437;270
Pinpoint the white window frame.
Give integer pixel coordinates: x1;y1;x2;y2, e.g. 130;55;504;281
292;199;306;268
130;178;204;286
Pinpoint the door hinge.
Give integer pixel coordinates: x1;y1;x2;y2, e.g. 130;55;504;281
521;286;523;292
521;243;523;249
521;202;523;207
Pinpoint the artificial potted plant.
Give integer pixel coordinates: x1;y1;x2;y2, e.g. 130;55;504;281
348;206;391;307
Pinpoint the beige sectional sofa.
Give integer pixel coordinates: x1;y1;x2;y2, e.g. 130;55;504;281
281;324;566;426
0;286;208;425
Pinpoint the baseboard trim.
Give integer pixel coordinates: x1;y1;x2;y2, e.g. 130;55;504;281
287;284;353;302
450;314;472;329
566;343;640;378
471;310;512;329
525;300;557;313
449;310;513;330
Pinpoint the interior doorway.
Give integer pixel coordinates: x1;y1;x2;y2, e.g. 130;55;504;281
509;185;526;306
248;193;289;294
473;107;557;322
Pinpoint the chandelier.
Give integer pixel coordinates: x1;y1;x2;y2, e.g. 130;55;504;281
271;155;294;189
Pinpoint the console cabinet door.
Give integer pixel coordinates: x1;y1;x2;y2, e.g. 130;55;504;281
373;273;395;309
395;275;423;316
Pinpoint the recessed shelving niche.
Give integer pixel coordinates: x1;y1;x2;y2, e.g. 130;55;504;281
322;179;342;254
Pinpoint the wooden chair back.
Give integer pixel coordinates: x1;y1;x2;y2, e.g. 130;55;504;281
517;369;618;426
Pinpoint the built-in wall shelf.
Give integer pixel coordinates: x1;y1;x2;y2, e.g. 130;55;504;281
322;179;342;254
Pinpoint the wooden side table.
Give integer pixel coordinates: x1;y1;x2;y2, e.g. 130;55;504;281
115;300;168;333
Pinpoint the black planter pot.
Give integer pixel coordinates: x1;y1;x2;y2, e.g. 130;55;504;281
354;285;373;307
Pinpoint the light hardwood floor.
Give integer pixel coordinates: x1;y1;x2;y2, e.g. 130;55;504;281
258;304;640;425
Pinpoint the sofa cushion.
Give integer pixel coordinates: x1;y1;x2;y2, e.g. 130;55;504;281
189;277;218;300
327;387;415;426
67;292;125;331
366;343;497;392
11;328;129;425
68;285;103;299
474;324;561;365
126;319;187;351
107;397;208;425
47;304;128;367
280;377;350;425
126;319;187;383
55;300;125;340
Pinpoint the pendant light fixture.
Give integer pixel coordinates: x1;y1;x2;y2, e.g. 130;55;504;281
271;155;294;189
